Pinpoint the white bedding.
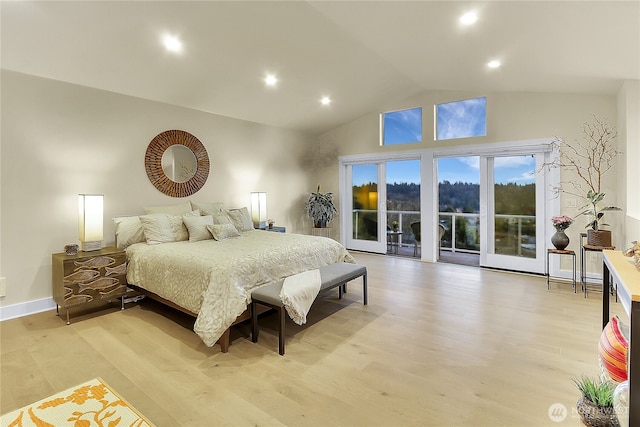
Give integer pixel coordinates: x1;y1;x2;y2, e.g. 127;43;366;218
126;230;355;346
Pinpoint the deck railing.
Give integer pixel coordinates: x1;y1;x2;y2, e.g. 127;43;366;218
353;210;536;256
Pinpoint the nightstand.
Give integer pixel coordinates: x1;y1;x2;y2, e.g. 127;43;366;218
52;247;135;324
263;226;286;233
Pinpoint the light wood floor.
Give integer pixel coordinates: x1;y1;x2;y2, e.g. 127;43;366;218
1;252;625;426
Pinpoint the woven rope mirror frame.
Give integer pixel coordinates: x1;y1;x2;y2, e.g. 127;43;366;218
145;130;210;197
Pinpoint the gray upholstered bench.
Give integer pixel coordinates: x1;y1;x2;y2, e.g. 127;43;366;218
251;263;368;355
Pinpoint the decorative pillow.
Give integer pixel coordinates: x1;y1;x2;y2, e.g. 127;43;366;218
143;201;193;216
212;212;233;226
207;224;241;241
170;209;200;242
182;215;214;242
598;316;629;383
226;207;254;232
113;216;145;249
139;214;176;245
191;201;224;216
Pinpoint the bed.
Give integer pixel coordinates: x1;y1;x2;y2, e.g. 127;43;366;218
124;228;355;350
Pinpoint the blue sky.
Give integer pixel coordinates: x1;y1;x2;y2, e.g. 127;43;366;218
438;156;535;185
436;97;486;140
353;156;535;186
383;107;422;145
383;97;486;145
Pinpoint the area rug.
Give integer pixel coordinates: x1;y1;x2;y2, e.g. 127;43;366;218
0;377;155;427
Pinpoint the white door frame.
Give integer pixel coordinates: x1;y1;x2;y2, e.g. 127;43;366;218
479;153;547;273
339;139;562;275
339;151;425;256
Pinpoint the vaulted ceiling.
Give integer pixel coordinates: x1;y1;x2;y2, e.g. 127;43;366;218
2;1;638;136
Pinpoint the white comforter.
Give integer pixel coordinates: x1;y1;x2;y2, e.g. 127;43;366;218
126;230;355;347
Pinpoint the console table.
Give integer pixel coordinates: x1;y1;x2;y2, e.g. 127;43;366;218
602;250;640;426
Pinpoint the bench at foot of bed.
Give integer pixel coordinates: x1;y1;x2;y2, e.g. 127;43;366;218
250;263;368;355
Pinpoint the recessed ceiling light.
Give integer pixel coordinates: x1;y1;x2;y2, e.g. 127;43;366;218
163;34;182;53
487;60;501;69
460;12;478;25
320;96;331;105
265;74;277;86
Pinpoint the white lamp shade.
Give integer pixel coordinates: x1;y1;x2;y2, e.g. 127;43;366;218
78;194;103;251
250;192;267;224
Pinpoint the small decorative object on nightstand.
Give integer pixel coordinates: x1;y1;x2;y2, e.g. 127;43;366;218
52;247;135;324
64;244;79;256
265;226;285;233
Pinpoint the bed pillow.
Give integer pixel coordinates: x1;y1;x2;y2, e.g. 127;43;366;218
183;215;214;242
139;213;176;245
113;216;145;249
598;316;629;383
207;223;241;241
212;212;233;226
171;209;200;242
143;201;193;215
226;207;254;232
191;201;224;216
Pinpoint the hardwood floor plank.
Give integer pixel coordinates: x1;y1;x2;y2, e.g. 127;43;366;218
1;252;627;426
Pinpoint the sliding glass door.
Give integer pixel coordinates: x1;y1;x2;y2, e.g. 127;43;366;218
480;154;545;273
343;158;422;255
345;163;387;253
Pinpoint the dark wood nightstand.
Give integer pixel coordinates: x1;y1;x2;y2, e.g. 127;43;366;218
262;226;286;233
52;247;135;324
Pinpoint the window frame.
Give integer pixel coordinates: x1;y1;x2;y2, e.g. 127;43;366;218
435;96;487;141
379;106;423;146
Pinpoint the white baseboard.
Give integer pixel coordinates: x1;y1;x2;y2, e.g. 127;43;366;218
0;297;56;322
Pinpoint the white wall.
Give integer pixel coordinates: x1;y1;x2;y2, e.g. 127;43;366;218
618;80;640;245
0;70;315;312
317;89;621;270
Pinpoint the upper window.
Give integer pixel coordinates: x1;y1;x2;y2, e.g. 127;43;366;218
436;97;486;141
380;107;422;146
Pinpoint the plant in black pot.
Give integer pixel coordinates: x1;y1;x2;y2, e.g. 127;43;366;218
305;185;338;228
572;376;620;427
543;116;621;246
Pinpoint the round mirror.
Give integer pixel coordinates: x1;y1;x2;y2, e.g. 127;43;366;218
161;144;197;183
145;130;210;197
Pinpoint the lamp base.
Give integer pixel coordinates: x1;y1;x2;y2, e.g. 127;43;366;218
81;241;102;252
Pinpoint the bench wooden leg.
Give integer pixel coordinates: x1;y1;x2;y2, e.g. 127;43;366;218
251;302;259;343
278;306;285;356
363;273;368;305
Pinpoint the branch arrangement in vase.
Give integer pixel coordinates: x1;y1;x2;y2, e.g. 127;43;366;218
542;115;622;244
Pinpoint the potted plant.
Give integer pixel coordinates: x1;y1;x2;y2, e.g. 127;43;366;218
391;220;399;232
544;116;621;246
305;185;338;228
572;376;620;427
579;190;621;246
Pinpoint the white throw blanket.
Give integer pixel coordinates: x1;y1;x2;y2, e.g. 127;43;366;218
279;269;321;325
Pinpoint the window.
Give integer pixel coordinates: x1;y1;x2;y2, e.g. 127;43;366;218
380;107;422;146
436;97;486;141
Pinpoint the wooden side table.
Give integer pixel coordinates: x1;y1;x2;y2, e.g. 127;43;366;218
52;247;135;324
260;226;286;233
579;232;615;298
546;249;576;292
386;230;402;254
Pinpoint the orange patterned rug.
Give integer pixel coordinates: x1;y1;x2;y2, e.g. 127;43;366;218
0;377;155;427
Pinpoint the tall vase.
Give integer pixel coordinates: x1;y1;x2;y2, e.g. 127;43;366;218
551;230;570;250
